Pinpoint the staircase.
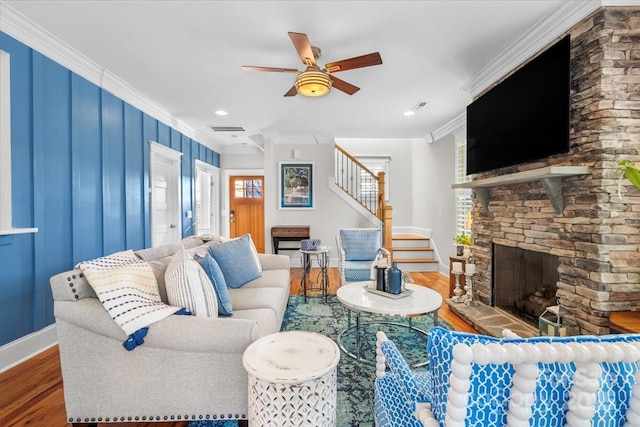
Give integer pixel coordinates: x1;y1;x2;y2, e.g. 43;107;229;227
391;233;439;272
334;144;440;272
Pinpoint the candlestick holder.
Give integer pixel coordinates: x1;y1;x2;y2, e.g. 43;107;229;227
451;271;464;303
463;273;477;306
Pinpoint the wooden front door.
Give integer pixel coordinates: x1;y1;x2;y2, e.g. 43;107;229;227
229;176;265;253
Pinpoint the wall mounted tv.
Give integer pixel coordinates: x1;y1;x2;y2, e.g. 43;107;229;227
466;35;570;175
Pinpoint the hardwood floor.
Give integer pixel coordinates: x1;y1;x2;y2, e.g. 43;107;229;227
0;268;476;427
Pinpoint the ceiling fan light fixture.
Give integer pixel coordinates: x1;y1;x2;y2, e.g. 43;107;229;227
295;68;332;97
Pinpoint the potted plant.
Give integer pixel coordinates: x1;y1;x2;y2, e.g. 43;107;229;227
453;233;472;256
617;160;640;196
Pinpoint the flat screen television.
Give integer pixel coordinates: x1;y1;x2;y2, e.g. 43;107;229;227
466;35;570;175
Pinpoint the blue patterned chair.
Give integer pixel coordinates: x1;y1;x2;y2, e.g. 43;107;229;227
336;228;383;286
374;327;640;427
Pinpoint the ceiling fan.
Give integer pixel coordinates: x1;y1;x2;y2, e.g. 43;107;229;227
242;32;382;97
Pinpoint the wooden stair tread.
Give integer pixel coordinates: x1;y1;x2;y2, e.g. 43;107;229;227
395;258;439;263
393;247;433;252
392;233;430;241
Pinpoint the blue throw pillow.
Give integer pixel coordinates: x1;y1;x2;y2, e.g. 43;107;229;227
208;234;262;288
196;253;233;316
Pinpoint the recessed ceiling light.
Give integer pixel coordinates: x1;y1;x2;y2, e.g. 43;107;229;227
404;101;428;116
215;110;228;116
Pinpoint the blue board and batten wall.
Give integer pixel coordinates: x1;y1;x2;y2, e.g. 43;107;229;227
0;32;221;347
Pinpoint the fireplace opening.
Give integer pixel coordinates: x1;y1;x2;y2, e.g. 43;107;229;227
492;244;560;324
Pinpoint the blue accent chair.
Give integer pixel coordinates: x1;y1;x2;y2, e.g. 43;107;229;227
374;327;640;427
336;228;384;286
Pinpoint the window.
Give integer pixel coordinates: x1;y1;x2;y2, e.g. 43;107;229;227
0;49;37;235
234;179;262;198
0;50;10;231
194;160;219;236
455;133;472;236
356;156;390;202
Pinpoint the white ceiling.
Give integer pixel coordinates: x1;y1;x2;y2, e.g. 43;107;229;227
1;0;604;152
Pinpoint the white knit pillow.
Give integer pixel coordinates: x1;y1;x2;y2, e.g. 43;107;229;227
165;247;218;318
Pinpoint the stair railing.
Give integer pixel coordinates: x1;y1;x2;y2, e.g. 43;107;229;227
334;144;393;249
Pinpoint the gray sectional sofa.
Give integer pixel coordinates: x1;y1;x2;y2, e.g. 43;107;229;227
49;236;290;425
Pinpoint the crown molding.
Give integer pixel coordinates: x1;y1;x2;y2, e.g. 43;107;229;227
0;2;213;147
430;112;467;143
462;0;605;97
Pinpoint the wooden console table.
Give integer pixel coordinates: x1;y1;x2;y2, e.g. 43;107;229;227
271;225;310;254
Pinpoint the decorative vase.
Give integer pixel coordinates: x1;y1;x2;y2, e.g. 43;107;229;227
388;262;402;294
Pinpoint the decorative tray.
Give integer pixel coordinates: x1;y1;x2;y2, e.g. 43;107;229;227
364;285;413;299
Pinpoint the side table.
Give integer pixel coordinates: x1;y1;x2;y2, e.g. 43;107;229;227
242;331;340;427
300;248;330;302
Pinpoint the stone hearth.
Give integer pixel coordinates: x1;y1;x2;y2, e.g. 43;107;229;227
465;7;640;335
447;299;539;338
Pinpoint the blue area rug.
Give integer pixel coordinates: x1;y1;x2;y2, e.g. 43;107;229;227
189;293;449;427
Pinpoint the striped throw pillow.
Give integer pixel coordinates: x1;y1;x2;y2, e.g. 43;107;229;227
165;247;218;318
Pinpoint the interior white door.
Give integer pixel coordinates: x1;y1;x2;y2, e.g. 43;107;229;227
150;142;182;247
194;160;220;236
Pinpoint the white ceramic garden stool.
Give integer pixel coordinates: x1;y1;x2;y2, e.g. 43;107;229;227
242;330;340;427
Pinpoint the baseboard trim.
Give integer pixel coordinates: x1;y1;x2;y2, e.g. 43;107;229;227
0;324;57;373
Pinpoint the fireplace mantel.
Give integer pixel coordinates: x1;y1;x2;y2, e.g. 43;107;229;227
452;166;591;213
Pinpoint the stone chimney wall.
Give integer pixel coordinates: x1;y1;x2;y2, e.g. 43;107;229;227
470;7;640;334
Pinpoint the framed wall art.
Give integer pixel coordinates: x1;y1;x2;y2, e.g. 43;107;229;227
279;162;314;209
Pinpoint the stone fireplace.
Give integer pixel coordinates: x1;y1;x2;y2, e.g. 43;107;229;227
462;7;640;335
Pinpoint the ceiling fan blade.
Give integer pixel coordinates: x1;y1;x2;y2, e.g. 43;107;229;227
288;32;316;66
324;52;382;73
284;85;298;97
242;65;299;73
330;76;360;95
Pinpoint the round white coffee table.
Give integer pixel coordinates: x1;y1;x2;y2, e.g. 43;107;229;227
336;281;443;366
242;331;340;427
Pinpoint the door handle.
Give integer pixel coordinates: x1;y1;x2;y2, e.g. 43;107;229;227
170;224;176;229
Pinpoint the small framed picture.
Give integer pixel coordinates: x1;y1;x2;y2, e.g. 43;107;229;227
279;162;314;209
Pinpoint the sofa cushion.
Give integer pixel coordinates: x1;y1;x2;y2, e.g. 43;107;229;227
209;234;262;288
196;253;233;316
147;257;172;303
239;269;290;292
165;247;218;318
340;229;380;261
231;308;280;337
227;287;288;314
77;250;180;335
135;242;181;262
344;260;374;282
